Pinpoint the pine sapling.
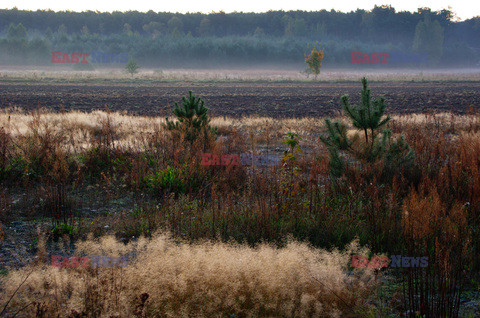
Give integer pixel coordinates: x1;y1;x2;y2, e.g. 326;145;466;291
320;77;414;180
165;91;217;148
341;77;390;147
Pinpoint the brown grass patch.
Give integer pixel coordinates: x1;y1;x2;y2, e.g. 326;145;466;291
0;234;378;317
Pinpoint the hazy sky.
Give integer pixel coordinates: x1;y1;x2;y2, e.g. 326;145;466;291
2;0;479;21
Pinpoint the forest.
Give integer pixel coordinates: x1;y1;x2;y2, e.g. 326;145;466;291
0;6;479;67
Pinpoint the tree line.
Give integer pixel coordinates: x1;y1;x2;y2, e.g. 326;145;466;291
0;6;479;67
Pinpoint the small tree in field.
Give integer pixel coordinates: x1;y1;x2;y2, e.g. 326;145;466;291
125;59;140;77
165;91;217;148
320;77;414;180
305;46;324;80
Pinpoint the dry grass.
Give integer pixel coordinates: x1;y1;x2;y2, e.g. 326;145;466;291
1;107;479;316
0;233;378;317
2;108;478;152
1;67;480;82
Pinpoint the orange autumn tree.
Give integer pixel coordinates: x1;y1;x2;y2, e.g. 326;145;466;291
305;46;325;80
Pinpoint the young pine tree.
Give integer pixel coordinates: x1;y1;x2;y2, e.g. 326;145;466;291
320;77;414;179
165;91;217;147
342;77;390;146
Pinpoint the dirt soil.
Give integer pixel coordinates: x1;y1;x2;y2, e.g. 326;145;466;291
1;81;479;117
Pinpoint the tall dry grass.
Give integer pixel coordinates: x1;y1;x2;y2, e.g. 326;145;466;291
0;233;378;317
401;181;470;317
1;107;479;316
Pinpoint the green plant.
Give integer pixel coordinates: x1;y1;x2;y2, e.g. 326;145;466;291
142;166;187;195
282;132;303;172
79;147;113;178
283;132;302;155
320;77;414;180
0;155;27;183
281;132;304;210
341;77;390;146
52;222;76;237
165;91;217;146
125;59;140;76
304;45;324;80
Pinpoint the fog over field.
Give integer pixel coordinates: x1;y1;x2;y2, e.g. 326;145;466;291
0;6;479;69
1;66;480;81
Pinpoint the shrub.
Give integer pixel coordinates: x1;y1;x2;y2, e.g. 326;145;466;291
52;222;76;238
304;45;324;80
125;58;140;76
165;91;217;149
141;166;187;195
320;77;414;181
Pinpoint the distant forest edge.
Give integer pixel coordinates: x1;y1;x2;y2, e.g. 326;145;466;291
0;6;479;68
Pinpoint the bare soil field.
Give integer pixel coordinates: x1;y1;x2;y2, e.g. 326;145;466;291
1;81;479;117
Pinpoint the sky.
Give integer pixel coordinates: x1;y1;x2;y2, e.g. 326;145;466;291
2;0;479;21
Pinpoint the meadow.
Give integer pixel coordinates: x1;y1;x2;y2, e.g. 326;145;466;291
0;75;479;317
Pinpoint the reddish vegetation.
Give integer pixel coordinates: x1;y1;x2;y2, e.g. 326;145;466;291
0;83;479;316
